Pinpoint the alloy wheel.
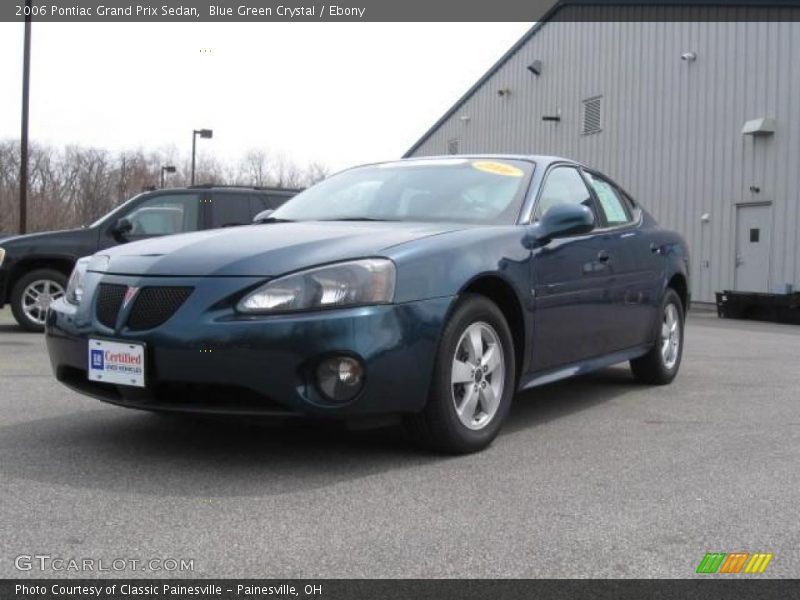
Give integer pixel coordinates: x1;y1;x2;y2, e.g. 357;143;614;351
21;279;65;326
661;303;681;370
450;321;506;430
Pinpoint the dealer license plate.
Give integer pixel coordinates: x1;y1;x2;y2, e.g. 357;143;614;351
87;339;146;388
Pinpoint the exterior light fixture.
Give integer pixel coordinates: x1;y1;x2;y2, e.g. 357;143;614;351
160;165;176;188
542;109;561;122
191;128;214;185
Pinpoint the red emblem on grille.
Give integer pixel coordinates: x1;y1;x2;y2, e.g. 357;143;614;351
122;286;139;310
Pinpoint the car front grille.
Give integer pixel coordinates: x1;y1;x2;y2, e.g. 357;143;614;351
126;286;193;331
96;283;127;328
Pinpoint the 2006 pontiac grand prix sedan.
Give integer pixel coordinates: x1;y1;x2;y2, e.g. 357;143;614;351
46;156;689;453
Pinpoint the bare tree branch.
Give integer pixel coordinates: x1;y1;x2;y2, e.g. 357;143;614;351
0;140;331;234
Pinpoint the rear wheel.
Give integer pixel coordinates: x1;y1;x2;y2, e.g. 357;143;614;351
404;294;515;454
630;288;684;385
10;269;68;332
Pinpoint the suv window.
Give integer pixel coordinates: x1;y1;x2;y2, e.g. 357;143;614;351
211;193;252;228
584;172;632;226
265;193;292;209
126;194;200;238
250;195;271;216
535;167;594;221
250;193;292;214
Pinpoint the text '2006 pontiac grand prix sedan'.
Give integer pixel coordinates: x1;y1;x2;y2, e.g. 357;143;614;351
45;156;689;453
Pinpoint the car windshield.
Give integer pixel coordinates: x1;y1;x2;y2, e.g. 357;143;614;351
271;158;534;225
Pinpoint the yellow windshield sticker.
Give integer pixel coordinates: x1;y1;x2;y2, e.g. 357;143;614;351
471;161;524;177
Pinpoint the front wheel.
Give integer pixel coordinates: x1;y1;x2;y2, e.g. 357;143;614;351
10;268;68;332
404;294;516;454
630;288;684;385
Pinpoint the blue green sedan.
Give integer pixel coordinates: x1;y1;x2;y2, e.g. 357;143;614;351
45;156;689;453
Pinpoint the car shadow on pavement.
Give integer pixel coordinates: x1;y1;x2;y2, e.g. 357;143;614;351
503;365;641;435
0;367;640;498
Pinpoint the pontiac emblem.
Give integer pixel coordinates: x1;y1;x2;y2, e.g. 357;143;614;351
122;286;139;310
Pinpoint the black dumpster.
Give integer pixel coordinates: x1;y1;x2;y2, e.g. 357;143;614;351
716;290;800;324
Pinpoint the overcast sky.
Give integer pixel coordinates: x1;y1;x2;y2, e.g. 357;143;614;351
0;23;530;172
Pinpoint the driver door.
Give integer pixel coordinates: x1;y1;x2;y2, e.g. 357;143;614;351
529;166;613;372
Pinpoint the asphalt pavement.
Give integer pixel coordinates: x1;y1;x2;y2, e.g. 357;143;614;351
1;306;798;578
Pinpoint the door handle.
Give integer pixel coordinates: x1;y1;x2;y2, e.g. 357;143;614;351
597;250;611;263
650;242;661;254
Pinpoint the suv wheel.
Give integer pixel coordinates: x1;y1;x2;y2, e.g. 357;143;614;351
11;269;68;332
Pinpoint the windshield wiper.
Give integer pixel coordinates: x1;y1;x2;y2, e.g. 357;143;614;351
257;217;295;224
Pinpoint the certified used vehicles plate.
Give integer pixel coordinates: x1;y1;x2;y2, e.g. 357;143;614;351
87;339;145;387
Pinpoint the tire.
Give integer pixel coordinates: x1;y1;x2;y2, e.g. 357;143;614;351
404;294;516;454
630;288;684;385
10;268;68;332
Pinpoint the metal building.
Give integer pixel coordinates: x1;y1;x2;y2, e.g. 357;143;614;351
405;2;800;303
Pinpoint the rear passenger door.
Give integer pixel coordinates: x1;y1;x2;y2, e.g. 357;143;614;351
208;192;253;228
583;170;659;350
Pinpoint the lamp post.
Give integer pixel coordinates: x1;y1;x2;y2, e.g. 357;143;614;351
190;128;213;185
19;0;32;234
160;165;176;188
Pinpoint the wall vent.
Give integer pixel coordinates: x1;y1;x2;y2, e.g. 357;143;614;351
447;138;459;155
582;96;603;135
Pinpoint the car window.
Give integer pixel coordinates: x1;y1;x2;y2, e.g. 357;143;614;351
265;193;292;209
535;167;594;220
249;193;291;214
211;193;252;227
126;194;200;237
584;172;632;226
620;189;639;214
271;159;534;225
249;195;271;216
313;180;382;218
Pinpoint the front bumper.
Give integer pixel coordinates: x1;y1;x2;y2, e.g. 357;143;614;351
45;272;453;418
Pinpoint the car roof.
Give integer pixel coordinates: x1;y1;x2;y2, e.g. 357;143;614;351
152;185;302;194
386;154;582;169
186;184;303;193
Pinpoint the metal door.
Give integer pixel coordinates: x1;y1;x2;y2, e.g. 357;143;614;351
734;205;772;292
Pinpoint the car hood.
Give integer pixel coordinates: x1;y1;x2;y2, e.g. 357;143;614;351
100;221;470;277
0;228;87;249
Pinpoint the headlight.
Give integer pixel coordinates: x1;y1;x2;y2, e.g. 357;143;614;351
0;247;5;268
65;255;108;306
65;257;91;306
237;259;396;314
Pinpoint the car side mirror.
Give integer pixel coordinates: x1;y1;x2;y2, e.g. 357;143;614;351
533;203;595;244
253;209;275;224
111;217;133;240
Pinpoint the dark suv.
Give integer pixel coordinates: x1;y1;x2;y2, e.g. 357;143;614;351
0;185;299;331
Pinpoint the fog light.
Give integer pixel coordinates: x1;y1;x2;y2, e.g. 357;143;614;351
316;356;364;403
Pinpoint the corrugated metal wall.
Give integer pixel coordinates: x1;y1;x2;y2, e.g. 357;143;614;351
409;6;800;303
